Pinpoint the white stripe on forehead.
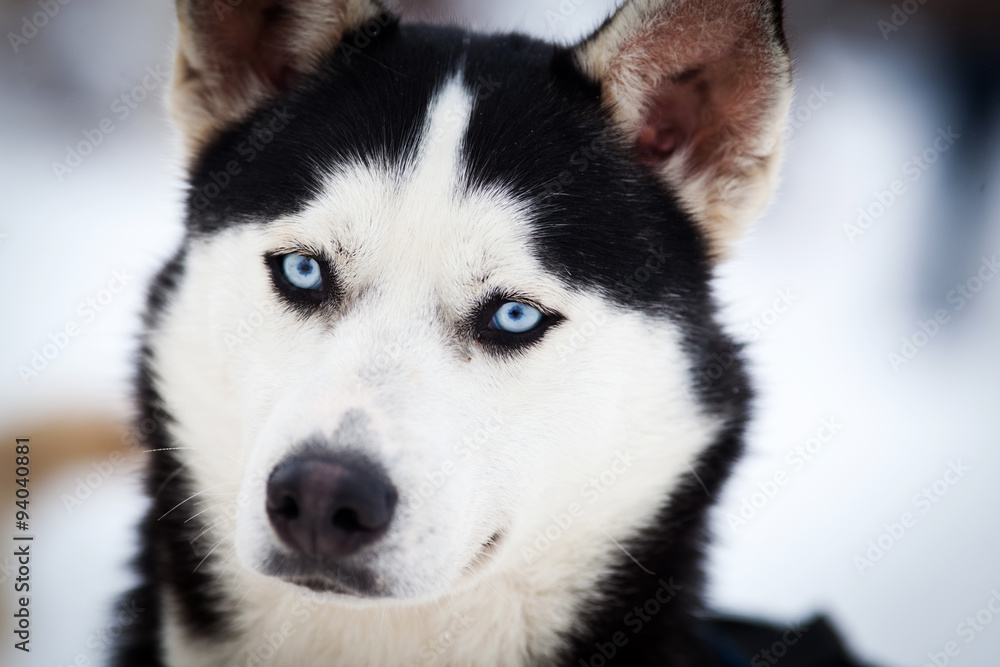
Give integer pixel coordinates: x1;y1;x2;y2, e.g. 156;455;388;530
414;72;474;197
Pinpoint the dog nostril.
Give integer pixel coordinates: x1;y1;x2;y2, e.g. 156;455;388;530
273;494;299;520
332;508;362;533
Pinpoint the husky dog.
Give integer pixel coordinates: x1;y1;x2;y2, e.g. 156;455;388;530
115;0;794;664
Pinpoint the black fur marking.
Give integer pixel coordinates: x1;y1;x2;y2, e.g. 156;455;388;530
184;20;449;234
113;247;238;666
140;248;186;331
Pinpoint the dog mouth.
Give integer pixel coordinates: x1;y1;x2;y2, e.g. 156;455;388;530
287;574;383;596
261;552;386;597
260;529;507;596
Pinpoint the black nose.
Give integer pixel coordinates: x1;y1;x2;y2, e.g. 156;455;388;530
266;454;397;559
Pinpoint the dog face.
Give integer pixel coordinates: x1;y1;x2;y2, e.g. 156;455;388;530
151;0;790;606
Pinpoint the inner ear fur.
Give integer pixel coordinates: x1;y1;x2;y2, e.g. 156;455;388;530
574;0;792;260
171;0;387;156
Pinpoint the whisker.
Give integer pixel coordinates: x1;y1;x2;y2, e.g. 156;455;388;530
193;537;226;573
235;573;256;609
158;483;239;521
189;515;228;544
183;502;232;524
211;548;241;586
140;447;197;454
154;465;187;499
601;529;655;576
685;463;712;498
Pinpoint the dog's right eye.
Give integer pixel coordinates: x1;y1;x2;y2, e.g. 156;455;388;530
473;295;561;351
282;254;322;290
266;252;330;307
491;302;543;333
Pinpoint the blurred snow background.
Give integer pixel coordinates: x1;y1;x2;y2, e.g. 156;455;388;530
1;0;999;665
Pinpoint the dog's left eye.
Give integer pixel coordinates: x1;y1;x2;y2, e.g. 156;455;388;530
475;298;559;350
282;254;322;290
491;302;543;333
266;252;330;308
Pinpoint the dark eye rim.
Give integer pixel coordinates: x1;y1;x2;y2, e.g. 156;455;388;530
265;250;335;308
472;294;562;351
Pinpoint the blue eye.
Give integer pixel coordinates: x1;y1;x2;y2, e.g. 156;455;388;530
282;253;322;290
491;302;543;333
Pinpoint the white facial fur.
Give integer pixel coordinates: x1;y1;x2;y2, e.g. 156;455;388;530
151;75;723;664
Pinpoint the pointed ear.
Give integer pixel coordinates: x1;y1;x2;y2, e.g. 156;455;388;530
171;0;388;155
573;0;791;260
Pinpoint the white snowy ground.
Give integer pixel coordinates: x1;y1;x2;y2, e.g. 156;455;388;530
1;1;999;666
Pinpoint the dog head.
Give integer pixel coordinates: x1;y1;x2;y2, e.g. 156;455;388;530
151;0;790;603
